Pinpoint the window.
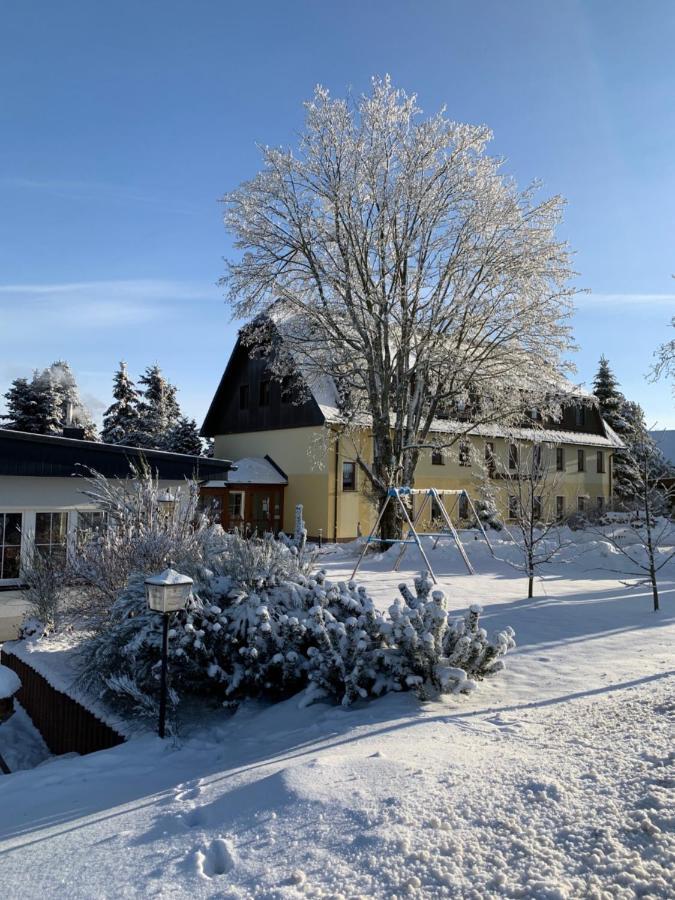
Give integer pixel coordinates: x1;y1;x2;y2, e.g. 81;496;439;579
509;443;518;470
431;449;444;466
484;441;495;476
577;449;585;472
555;496;565;521
597;451;605;474
228;491;244;522
458;492;469;520
281;376;294;404
508;495;519;519
430;495;444;521
342;461;356;492
577;496;587;514
575;406;586;428
556;447;565;472
34;512;67;564
597;496;605;513
198;494;223;523
259;380;271;406
532;444;542;474
76;510;107;547
239;384;249;410
532;496;542;520
458;441;471;467
0;512;22;580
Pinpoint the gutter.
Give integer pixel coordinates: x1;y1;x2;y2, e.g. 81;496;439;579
333;429;339;542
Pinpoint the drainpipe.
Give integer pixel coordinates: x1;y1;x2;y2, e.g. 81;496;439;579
333;430;340;542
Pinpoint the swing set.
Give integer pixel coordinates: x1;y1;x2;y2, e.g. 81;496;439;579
350;487;494;584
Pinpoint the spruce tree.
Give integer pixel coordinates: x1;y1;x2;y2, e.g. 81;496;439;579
135;364;182;449
101;362;140;445
592;356;627;431
2;377;40;431
592;357;670;505
41;360;97;439
165;416;204;455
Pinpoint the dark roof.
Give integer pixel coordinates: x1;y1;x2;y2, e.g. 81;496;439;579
0;429;232;480
201;334;325;437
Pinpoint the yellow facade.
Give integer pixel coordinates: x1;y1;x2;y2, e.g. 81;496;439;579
214;426;614;540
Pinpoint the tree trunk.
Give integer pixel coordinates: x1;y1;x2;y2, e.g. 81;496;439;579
528;574;534;599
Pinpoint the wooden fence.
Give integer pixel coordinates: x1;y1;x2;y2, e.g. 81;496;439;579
0;649;125;756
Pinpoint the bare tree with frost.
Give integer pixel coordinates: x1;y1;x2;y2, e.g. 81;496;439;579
223;76;576;538
497;441;567;598
596;427;674;612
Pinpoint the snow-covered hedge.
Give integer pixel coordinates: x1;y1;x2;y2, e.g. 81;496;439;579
76;534;514;726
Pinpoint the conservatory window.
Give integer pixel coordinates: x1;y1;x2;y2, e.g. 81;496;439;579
34;512;67;564
0;512;22;580
76;510;107;547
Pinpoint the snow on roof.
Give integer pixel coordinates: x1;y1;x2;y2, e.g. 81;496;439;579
225;457;288;485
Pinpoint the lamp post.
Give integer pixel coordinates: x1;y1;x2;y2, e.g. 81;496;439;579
157;488;178;523
144;567;193;738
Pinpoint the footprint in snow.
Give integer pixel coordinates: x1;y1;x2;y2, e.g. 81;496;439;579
175;780;203;803
195;837;236;879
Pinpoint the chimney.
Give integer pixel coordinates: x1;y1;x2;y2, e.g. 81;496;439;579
63;402;85;439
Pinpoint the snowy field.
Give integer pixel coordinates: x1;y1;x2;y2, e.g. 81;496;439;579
0;532;673;899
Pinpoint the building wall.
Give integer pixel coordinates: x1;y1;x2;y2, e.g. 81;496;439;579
0;474;187;597
214;427;332;537
213;427;614;541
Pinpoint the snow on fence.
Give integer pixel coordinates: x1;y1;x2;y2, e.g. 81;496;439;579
0;649;125;756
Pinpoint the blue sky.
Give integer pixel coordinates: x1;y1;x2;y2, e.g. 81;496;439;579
0;0;673;428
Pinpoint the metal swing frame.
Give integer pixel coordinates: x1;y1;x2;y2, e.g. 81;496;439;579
350;487;494;584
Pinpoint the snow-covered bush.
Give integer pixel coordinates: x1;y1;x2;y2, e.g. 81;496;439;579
21;545;68;633
68;464;228;622
77;552;515;726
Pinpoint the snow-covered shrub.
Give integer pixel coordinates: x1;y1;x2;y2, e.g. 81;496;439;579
69;464;228;622
78;554;515;724
21;545;68;633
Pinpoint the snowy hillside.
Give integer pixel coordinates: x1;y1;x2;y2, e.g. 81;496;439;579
0;532;673;899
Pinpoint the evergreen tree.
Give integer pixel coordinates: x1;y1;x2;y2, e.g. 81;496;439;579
592;356;627;431
135;364;182;449
592;357;670;505
2;364;92;436
41;360;97;439
101;362;141;445
2;376;42;432
165;416;204;455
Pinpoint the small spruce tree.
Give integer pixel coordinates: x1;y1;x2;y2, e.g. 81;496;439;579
165;416;204;455
135;364;182;449
101;361;141;445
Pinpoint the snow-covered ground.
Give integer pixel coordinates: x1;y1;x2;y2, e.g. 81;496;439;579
0;532;673;899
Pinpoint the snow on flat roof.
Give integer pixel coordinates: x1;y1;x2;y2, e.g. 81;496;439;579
226;457;288;485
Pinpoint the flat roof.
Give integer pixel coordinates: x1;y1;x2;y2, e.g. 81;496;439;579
0;428;232;480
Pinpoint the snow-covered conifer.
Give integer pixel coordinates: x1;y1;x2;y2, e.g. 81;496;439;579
135;364;182;449
101;362;140;445
165;416;204;455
